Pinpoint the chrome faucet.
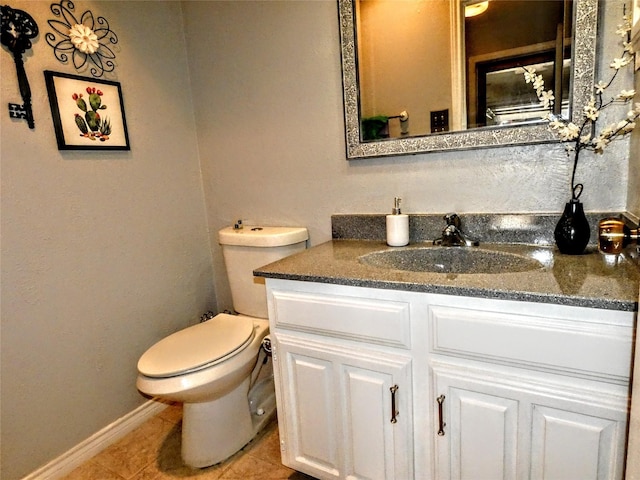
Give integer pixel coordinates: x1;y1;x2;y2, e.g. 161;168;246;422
433;213;479;247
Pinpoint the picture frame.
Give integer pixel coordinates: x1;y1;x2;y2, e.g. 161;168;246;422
44;71;130;150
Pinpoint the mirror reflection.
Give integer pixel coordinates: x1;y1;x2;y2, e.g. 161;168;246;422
339;0;597;158
357;0;572;139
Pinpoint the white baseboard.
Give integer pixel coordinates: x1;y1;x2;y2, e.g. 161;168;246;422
22;399;169;480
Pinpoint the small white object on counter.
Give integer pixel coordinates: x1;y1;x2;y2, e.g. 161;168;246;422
386;197;409;246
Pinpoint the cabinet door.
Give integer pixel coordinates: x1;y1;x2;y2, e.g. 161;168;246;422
341;360;413;480
434;372;520;480
275;334;413;480
433;363;628;480
276;342;340;479
530;405;623;480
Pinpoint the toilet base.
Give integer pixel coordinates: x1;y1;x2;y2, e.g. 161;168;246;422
181;374;276;468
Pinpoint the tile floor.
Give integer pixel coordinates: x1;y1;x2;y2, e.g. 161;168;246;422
61;403;316;480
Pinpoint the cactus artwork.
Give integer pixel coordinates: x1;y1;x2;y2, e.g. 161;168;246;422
71;86;112;141
45;71;130;150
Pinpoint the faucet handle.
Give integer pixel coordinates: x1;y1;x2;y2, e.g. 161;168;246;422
443;213;461;228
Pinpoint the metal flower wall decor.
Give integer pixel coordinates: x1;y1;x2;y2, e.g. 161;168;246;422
46;0;118;78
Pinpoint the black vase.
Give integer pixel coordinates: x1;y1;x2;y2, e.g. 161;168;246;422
554;199;590;255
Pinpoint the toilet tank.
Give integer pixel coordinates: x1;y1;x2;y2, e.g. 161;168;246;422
218;225;308;318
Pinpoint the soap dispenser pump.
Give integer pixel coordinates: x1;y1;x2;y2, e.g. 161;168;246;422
386;197;409;246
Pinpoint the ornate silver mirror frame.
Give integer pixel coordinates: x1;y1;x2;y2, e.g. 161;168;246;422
338;0;598;159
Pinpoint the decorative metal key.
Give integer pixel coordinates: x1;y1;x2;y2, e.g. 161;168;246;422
1;5;38;129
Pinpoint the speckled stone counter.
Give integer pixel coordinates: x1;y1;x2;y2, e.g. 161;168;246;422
255;240;640;312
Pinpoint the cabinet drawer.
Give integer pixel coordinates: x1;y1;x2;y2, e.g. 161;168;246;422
270;289;411;349
429;302;634;382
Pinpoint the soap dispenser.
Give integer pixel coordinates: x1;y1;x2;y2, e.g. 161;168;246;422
386;197;409;246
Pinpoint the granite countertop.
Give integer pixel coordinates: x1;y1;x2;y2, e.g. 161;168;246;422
254;239;640;312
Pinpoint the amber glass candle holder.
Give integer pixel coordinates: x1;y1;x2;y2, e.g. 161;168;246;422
598;218;639;254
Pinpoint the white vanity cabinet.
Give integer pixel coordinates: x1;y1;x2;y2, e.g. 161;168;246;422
427;297;633;480
265;278;635;480
432;362;629;480
266;280;428;480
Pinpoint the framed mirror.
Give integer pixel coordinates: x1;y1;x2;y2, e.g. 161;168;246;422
338;0;598;159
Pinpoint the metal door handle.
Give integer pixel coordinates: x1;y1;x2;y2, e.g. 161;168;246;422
437;394;446;436
390;385;399;424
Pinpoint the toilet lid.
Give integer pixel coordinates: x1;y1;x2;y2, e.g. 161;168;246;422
137;314;255;378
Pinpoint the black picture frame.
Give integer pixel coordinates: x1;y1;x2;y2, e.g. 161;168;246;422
44;71;130;150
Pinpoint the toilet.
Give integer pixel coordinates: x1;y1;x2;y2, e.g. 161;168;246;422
136;225;308;468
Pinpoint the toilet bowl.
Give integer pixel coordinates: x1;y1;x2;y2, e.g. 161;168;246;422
137;315;272;467
137;314;268;402
136;225;308;468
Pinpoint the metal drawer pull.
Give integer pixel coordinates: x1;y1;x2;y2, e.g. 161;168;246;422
390;385;399;423
437;395;446;436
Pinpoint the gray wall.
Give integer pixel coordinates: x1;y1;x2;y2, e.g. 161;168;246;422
1;2;215;479
623;20;640;480
182;0;634;313
630;68;640;217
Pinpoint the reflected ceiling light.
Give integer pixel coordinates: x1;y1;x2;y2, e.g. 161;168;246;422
465;1;489;17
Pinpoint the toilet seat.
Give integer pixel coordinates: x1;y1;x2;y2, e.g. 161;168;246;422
138;314;255;378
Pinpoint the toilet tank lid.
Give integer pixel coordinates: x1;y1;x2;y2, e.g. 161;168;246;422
219;226;308;247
